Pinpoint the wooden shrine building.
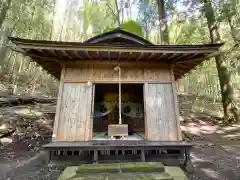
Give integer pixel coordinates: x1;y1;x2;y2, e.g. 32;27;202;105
9;29;222;164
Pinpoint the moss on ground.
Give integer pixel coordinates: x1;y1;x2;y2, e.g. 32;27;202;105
76;163;120;174
58;163;188;180
121;162;165;173
58;167;79;180
165;167;188;180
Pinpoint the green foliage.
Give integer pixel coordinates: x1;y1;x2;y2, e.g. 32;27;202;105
0;0;57;96
103;20;144;38
121;20;144;37
137;0;158;38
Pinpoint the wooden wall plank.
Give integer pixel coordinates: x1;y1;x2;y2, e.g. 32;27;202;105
169;65;182;140
88;84;95;140
143;83;148;140
56;83;93;141
84;83;92;141
144;68;171;81
52;67;65;140
63;64;172;83
121;67;144;80
164;84;178;140
144;83;180;141
172;82;182;140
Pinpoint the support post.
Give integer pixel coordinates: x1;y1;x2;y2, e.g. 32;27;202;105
141;150;146;162
184;148;193;173
93;150;98;163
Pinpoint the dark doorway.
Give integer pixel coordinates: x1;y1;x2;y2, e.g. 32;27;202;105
92;83;145;140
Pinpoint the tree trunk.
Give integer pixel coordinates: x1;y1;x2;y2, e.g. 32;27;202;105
115;0;121;26
13;57;23;94
50;0;57;40
0;0;12;29
223;2;239;46
156;0;169;44
9;54;16;84
203;0;239;123
31;80;37;95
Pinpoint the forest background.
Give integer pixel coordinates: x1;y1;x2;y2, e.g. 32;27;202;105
0;0;239;123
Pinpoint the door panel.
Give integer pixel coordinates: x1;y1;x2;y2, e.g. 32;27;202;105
144;83;179;141
56;83;93;141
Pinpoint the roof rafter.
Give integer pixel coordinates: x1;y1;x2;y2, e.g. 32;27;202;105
84;51;93;60
62;50;73;59
136;52;144;61
176;52;218;64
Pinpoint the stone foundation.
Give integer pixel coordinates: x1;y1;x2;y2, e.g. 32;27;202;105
58;162;188;180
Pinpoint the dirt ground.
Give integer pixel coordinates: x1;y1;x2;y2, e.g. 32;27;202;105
0;95;239;180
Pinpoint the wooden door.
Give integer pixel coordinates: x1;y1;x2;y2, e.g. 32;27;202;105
56;82;94;141
144;83;181;141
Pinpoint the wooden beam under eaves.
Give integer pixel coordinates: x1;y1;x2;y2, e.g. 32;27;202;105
156;53;167;61
126;52;132;61
48;49;62;59
174;67;188;76
176;62;197;69
172;53;189;63
28;53;60;62
117;52;122;61
34;60;58;67
16;43;220;53
38;49;49;57
61;50;73;59
85;50;92;60
176;53;201;64
145;53;156;61
164;53;177;61
41;66;61;72
72;50;84;60
96;51;102;61
136;52;144;61
108;51;111;61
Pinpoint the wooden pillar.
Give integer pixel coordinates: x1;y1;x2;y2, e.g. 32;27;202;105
170;65;182;140
52;67;66;141
93;150;98;163
141;150;146;162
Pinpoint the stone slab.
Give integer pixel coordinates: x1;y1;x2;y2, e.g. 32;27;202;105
58;166;79;180
76;162;164;174
76;163;120;174
165;167;188;180
121;162;165;173
58;163;188;180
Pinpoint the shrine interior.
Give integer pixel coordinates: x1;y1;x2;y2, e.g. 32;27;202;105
92;83;145;140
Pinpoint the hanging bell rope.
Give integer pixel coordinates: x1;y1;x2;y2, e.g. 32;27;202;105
113;65;122;124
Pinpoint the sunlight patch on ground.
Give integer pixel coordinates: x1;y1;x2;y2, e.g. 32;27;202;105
222;133;240;138
40;119;51;125
217;125;240;133
14;108;43;116
201;168;220;179
191;153;210;163
0;137;13;144
181;119;218;135
0;124;8;130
